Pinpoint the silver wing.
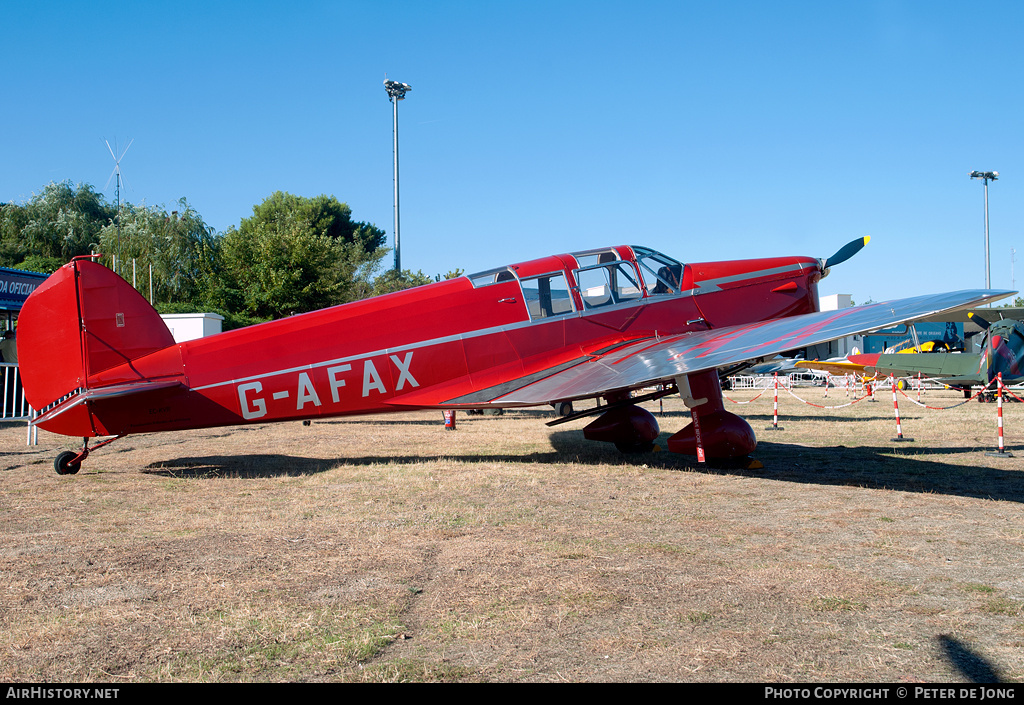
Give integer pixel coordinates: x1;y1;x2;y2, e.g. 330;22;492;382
481;289;1014;405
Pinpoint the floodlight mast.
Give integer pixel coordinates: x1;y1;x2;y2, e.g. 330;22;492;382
969;170;999;289
385;79;411;272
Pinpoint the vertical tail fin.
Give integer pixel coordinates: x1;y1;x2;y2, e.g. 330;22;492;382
19;258;175;411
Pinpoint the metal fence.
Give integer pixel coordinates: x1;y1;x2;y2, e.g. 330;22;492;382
727;373;830;390
0;363;29;419
0;364;40;446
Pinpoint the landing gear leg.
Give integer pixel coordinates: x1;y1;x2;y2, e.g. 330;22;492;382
667;370;757;459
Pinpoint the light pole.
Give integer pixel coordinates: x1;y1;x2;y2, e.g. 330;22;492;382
969;170;999;289
384;79;411;273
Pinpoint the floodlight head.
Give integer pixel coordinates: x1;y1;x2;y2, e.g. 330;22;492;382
969;170;999;181
384;79;412;101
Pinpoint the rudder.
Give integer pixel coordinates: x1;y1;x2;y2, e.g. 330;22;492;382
19;258;175;412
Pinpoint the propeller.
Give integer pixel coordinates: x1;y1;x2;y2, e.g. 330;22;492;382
820;236;870;273
968;311;991;330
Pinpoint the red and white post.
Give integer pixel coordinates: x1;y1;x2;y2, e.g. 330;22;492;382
891;375;912;442
987;373;1013;457
765;372;783;431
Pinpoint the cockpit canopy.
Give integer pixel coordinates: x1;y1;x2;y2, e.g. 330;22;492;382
466;246;687;320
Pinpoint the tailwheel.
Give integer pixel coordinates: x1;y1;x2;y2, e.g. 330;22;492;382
50;436;122;476
54;451;81;475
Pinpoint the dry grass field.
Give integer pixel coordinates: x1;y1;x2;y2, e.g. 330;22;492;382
2;385;1024;682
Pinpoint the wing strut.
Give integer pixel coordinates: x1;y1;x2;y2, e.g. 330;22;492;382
909;323;921;352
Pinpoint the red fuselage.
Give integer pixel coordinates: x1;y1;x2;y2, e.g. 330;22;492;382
24;245;822;438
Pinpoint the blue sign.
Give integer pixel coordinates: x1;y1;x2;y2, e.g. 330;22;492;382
0;267;48;310
862;322;963;354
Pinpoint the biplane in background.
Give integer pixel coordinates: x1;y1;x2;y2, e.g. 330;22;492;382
798;312;1024;398
18;238;1012;474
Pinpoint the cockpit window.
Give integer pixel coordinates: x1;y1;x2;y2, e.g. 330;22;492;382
575;262;643;309
468;267;516;287
571;249;620;268
633;247;685;295
520;272;575;319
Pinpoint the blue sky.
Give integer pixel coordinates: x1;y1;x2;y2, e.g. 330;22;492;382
2;1;1022;304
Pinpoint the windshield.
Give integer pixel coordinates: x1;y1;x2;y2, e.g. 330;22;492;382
632;246;685;295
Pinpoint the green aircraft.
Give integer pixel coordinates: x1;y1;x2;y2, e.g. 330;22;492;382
842;313;1024;395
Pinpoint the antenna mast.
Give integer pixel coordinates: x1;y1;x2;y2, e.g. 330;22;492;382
105;138;133;273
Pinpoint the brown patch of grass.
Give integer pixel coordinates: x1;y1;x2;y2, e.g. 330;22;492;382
3;389;1024;681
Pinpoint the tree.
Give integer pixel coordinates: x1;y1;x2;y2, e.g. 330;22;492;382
97;198;222;306
436;268;465;282
371;268;433;297
219;192;387;319
13;254;65;274
0;181;114;268
238;191;385;253
3;183;464;326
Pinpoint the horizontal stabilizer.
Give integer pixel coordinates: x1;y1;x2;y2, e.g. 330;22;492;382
32;380;184;429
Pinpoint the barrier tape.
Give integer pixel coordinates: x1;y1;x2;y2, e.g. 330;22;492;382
724;388;767;404
782;384;872;409
725;375;1015;415
717;374;1016;454
897;378;996;410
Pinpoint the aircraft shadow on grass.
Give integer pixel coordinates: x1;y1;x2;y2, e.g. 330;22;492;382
307;409;561;429
139;426;1024;504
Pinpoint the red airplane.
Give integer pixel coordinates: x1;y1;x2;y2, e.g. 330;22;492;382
18;239;1010;474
